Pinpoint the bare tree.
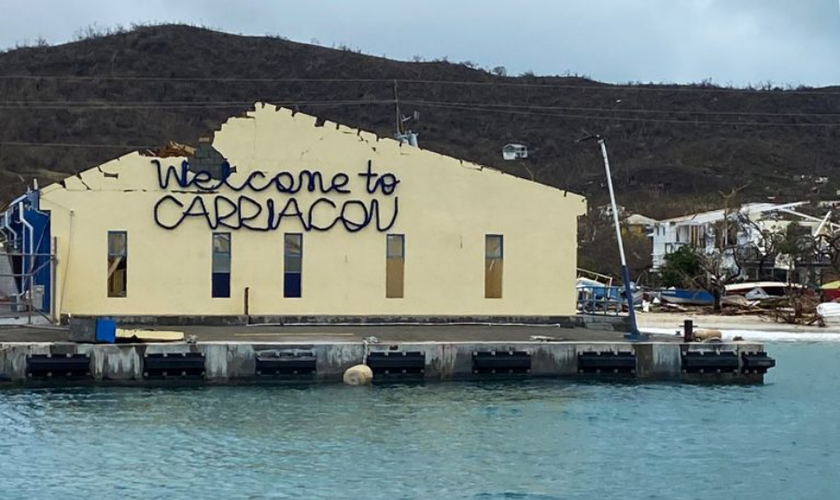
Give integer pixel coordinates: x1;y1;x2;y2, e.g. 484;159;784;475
658;186;750;311
697;187;749;310
491;66;507;77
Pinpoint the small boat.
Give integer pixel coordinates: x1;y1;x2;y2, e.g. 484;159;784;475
656;288;714;306
817;302;840;324
725;282;802;299
820;280;840;301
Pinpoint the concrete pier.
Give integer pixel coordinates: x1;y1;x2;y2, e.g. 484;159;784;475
0;336;773;386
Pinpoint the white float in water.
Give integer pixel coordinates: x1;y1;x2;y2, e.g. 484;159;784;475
343;364;373;385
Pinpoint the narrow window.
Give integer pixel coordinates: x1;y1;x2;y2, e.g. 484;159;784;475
485;235;503;299
107;231;127;297
284;233;303;298
386;234;405;298
212;233;231;298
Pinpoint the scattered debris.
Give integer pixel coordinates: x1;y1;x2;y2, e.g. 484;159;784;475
115;329;185;342
694;329;722;341
530;335;563;342
643;289;827;327
721;295;756;308
145;141;196;158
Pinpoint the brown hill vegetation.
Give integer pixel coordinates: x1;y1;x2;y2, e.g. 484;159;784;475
1;24;839;220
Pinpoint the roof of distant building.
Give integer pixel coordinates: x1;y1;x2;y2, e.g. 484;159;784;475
660;201;807;225
625;214;658;225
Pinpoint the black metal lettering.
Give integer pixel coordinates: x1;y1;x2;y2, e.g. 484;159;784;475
307;198;339;231
358;160;378;194
339;200;370;233
371;197;399;231
154;160;191;189
237;196;266;231
377;173;400;195
276;198;307;230
328;173;351;194
153;195;186;230
151;159;401;232
214;196;240;229
183;196;213;228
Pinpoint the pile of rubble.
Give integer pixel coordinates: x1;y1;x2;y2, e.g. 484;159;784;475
722;294;824;326
644;293;828;327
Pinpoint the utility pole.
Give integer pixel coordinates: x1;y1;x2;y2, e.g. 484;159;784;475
393;80;402;135
578;134;645;340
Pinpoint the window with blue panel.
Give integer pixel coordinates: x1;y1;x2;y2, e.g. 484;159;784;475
284;233;302;298
212;232;231;298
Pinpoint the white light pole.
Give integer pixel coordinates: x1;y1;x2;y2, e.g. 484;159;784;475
579;134;644;340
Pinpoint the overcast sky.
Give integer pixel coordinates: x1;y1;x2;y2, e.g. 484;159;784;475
1;0;839;86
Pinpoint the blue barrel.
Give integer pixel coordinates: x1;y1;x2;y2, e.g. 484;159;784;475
95;318;117;344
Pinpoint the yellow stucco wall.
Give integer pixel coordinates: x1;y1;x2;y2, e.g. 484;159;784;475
40;104;586;318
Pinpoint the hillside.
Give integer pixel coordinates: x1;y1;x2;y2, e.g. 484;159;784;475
1;24;840;219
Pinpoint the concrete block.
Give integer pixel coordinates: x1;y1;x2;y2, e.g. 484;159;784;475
635;343;682;380
0;343;51;380
87;344;141;381
226;343;257;379
68;318;96;342
314;343;365;378
531;344;577;375
203;343;232;380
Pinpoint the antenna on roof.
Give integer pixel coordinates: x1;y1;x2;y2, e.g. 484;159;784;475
394;80;420;147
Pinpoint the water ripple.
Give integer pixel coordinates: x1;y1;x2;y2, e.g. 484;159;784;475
0;343;838;499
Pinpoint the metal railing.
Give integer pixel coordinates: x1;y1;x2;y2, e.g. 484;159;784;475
576;285;626;316
0;248;56;324
576;268;614;288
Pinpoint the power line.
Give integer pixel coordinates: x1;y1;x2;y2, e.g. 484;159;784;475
401;79;840;96
404;100;840;119
0;99;395;110
0;141;155;148
2;98;840;152
407;101;840;128
0;74;838;95
0;75;386;84
2;98;840;121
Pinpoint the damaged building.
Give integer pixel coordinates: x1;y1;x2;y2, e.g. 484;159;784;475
0;103;586;322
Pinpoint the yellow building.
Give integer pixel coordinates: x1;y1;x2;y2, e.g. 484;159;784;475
3;104;586;321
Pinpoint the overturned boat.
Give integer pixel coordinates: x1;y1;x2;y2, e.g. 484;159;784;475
655;288;714;306
725;282;803;300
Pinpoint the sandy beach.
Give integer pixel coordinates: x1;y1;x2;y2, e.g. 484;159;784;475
637;311;839;333
637;311;840;341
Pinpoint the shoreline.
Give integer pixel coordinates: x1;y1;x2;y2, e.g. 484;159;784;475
637;311;840;342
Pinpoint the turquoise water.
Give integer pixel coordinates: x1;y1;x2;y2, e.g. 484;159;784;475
1;343;838;499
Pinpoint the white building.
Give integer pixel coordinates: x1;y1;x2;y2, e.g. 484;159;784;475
650;202;829;274
502;144;528;161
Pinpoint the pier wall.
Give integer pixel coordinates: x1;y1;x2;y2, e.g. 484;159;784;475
0;340;768;385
